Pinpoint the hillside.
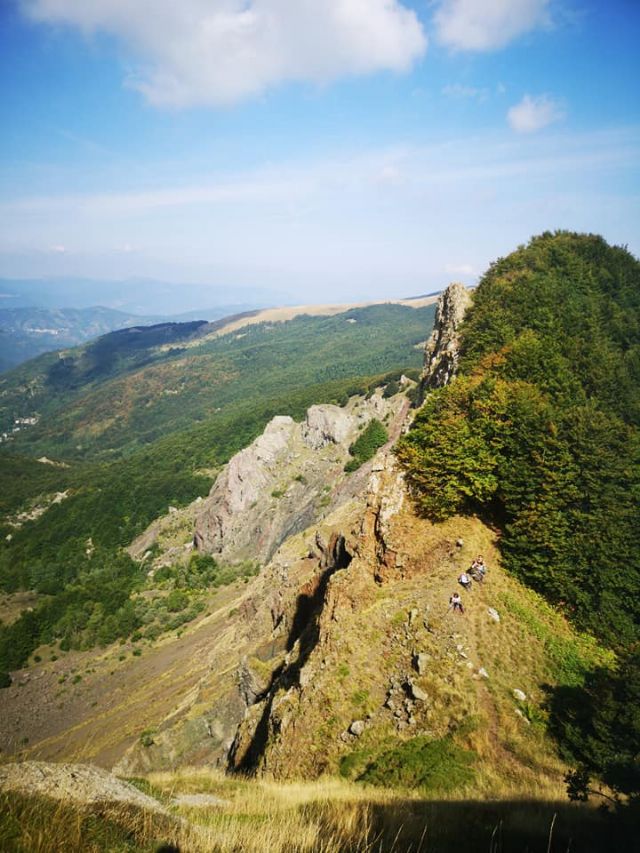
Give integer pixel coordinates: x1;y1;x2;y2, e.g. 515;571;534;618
397;232;640;647
0;403;621;851
1;236;638;850
0;408;610;785
0;302;433;670
0;302;434;459
0;303;267;373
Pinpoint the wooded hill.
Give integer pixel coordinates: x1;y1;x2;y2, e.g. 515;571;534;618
397;231;640;647
395;233;640;804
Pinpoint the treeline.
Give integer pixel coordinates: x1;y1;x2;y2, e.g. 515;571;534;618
0;550;260;672
0;549;143;670
397;232;640;647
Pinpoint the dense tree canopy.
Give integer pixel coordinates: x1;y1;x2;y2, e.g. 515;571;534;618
397;232;640;646
549;649;640;804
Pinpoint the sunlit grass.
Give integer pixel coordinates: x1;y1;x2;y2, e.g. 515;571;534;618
1;767;631;852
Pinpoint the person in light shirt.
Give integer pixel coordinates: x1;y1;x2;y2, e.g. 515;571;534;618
449;592;464;614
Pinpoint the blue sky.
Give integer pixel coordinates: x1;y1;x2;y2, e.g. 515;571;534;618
1;0;639;302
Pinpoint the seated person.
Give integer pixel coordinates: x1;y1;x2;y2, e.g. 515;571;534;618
470;555;487;581
458;571;472;591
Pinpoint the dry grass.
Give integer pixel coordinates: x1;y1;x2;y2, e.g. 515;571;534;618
1;768;629;852
168;295;441;352
138;769;617;853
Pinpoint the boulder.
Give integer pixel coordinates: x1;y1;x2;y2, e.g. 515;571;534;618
413;653;429;676
302;405;354;450
0;762;166;813
407;680;428;702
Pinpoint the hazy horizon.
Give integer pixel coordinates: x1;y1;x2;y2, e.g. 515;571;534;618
1;1;639;303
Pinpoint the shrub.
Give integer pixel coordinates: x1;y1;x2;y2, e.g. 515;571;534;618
0;671;12;688
140;728;156;748
345;418;388;472
166;590;189;613
357;736;475;792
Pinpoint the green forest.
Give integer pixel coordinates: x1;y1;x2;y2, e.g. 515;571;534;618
0;303;434;460
397;232;640;646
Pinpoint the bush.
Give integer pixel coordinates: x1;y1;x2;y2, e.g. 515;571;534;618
140;728;156;747
166;590;189;613
383;380;400;398
0;671;12;688
355;736;475;792
345;418;388;472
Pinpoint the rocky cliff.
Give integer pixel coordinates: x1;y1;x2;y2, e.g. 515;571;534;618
420;282;472;394
127;391;408;571
192;395;404;565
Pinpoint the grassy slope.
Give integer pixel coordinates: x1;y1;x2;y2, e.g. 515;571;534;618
2;771;629;853
0;486;607;779
0;510;625;852
235;507;611;794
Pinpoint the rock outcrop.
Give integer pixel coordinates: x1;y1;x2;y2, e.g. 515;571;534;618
301;405;354;450
420;282;472;394
0;761;166;813
192;395;402;565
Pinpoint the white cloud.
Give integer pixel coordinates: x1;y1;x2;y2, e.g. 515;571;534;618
434;0;550;51
442;83;489;102
507;94;564;133
21;0;427;107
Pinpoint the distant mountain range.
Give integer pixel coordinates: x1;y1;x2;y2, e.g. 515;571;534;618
0;277;291;315
0;303;263;372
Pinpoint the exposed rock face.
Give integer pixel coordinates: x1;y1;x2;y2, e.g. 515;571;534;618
301;405;354;450
193;396;400;565
420;282;472;394
0;761;166;813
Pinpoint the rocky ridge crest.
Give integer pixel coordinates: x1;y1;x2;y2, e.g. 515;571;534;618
192;394;401;565
420;282;473;394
